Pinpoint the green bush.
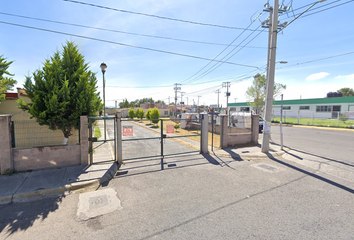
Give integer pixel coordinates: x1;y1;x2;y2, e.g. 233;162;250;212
174;124;180;131
136;108;145;120
150;107;160;124
128;109;135;119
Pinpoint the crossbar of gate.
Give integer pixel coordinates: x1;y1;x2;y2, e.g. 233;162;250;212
121;118;201;170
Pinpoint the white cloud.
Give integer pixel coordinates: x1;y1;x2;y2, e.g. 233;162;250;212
305;72;330;81
335;74;354;81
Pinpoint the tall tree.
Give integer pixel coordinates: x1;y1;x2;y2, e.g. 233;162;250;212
18;41;101;144
245;74;286;114
337;88;354;97
0;55;17;104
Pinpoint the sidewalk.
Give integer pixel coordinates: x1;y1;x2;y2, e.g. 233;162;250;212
0;121;283;205
0;121;119;205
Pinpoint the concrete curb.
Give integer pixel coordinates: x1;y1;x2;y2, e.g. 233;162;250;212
0;162;121;205
211;151;285;161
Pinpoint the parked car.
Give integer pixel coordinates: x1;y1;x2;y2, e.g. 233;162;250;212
259;116;264;133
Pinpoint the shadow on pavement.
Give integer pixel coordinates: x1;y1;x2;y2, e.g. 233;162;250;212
272;142;354;168
0;196;64;236
267;154;354;195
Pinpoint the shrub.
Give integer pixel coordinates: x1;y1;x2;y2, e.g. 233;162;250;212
136;108;145;120
128;109;135;119
174;124;180;132
150;107;160;124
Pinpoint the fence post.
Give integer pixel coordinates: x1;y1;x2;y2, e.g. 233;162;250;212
337;112;339;127
251;114;259;144
80;116;89;165
298;110;300;125
116;112;123;164
200;113;209;154
219;115;228;149
0;115;13;174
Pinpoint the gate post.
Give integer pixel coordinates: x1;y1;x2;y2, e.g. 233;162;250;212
0;115;13;174
200;113;209;154
80;115;89;165
220;115;228;149
115;112;123;164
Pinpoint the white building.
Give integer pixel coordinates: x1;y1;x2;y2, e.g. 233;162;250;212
228;96;354;119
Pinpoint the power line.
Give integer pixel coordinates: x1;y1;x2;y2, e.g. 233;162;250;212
0;20;259;68
187;26;266;84
0;12;266;49
63;0;262;31
180;11;264;85
277;51;354;69
301;0;354;18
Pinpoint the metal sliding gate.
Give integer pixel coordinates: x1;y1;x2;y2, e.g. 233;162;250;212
122;118;201;169
88;116;116;164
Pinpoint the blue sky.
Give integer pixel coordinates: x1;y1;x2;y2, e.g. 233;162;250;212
1;0;353;107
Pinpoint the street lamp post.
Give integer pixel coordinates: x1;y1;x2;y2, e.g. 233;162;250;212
100;62;107;142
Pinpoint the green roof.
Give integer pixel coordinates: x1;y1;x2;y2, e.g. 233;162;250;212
228;96;354;107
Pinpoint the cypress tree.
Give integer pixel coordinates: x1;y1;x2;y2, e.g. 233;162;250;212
18;41;101;143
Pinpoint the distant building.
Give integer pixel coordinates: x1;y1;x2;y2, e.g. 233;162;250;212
228;96;354;119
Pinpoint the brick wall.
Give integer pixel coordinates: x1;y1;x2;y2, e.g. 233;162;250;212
13;145;81;171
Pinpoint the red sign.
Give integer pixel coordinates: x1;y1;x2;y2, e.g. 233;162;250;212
123;126;133;136
166;125;174;133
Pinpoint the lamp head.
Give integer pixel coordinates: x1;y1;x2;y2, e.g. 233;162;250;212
100;62;107;72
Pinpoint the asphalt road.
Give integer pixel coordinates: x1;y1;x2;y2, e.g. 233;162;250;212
2;152;354;240
269;125;354;164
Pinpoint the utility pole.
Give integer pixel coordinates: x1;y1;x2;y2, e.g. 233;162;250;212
168;96;170;105
261;0;280;153
174;83;181;117
180;92;185;114
215;89;221;112
222;82;231;124
186;97;188;106
197;96;201;114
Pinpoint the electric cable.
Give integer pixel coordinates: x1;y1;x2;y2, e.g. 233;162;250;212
0;12;265;49
0;20;259;69
63;0;262;31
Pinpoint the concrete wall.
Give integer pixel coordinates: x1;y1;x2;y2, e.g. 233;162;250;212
208;123;251;135
13;145;81;171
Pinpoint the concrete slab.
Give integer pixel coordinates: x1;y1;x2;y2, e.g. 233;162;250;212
0;172;30;204
62;165;86;185
16;168;66;193
77;188;122;220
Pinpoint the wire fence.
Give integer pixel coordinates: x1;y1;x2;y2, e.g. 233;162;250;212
12;120;80;149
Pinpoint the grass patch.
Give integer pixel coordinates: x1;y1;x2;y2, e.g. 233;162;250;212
272;117;354;128
94;126;102;139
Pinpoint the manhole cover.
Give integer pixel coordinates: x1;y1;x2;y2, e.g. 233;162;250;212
77;188;122;220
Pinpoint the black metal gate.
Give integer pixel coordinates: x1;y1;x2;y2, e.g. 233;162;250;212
88;116;116;164
122;118;201;170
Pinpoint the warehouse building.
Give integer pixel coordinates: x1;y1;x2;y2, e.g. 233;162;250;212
228;96;354;119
